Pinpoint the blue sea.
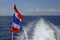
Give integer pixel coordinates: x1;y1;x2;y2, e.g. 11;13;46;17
0;16;60;40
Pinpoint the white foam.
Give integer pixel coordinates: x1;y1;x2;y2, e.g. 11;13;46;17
15;18;60;40
32;18;59;40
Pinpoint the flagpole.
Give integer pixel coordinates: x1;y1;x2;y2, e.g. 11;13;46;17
12;32;13;40
12;0;15;40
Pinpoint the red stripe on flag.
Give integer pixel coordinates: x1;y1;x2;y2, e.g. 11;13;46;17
14;5;24;20
11;27;19;33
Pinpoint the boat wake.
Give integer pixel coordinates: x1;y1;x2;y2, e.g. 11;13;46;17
15;18;60;40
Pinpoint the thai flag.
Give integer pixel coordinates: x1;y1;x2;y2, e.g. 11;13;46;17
11;5;24;33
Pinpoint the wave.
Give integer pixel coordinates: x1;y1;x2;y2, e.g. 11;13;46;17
15;18;60;40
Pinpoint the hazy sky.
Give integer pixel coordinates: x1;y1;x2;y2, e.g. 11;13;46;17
0;0;60;16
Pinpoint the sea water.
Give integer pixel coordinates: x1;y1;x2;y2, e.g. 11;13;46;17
0;16;60;40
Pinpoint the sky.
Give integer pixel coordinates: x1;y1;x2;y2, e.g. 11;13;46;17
0;0;60;16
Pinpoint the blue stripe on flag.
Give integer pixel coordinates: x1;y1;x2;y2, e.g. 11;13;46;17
13;14;20;25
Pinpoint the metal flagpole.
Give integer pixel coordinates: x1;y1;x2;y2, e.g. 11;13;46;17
11;0;15;40
12;32;13;40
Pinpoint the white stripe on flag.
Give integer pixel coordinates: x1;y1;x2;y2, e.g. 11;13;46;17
12;23;20;29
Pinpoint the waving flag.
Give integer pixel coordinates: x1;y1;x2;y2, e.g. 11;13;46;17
11;5;24;33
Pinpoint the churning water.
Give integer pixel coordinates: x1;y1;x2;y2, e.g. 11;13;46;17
15;18;60;40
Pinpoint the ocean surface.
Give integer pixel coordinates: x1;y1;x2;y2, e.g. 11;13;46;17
0;16;60;40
